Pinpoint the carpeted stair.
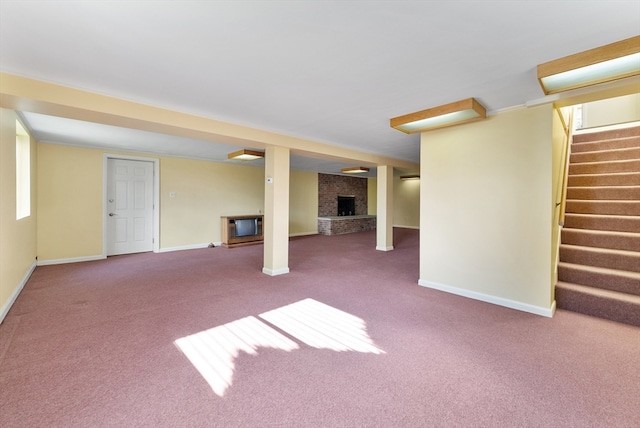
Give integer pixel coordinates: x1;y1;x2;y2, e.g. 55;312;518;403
556;125;640;327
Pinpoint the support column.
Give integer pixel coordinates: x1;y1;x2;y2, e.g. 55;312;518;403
376;165;394;251
263;146;290;276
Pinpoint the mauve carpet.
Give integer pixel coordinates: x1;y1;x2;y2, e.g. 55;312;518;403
1;228;639;427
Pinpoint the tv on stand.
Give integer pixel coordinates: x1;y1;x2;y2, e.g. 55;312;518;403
221;215;264;248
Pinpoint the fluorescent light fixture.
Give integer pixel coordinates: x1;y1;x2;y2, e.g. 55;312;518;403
400;174;420;180
537;36;640;95
390;98;486;134
228;149;264;161
341;166;370;174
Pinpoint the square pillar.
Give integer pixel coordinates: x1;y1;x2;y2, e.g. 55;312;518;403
263;146;290;276
376;165;394;251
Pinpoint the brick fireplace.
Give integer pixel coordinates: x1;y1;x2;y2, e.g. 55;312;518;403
317;173;376;235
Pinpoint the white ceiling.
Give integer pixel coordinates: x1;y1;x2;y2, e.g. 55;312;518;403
1;1;639;177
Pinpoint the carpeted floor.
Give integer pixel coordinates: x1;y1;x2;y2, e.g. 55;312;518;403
1;228;639;427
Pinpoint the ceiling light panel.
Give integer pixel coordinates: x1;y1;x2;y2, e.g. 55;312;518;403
537;36;640;95
390;98;486;134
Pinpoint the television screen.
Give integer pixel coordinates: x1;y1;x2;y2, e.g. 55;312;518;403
235;218;257;237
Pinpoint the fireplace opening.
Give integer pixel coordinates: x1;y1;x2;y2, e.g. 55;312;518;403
337;196;355;216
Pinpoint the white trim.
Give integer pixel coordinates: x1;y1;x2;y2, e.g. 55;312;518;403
262;267;290;276
158;243;219;253
418;279;556;318
524;94;561;108
376;245;394;251
488;103;527;116
0;260;36;324
37;255;106;266
489;75;640;115
103;154;160;257
392;224;419;230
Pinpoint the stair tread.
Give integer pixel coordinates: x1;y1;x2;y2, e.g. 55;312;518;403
562;213;640;231
577;143;640;154
561;228;640;252
566;198;640;201
573;127;640;143
565;213;640;219
567;173;640;187
574;136;640;142
563;227;640;235
568;172;640;177
558;262;640;279
556;281;640;303
566;205;640;220
571;138;640;153
567;172;640;183
560;244;640;257
567;185;640;189
571;146;640;156
573;139;640;145
570;158;640;166
565;200;640;214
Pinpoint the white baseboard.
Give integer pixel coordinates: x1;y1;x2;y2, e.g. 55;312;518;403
262;267;290;276
376;246;394;251
37;255;106;266
0;260;37;324
289;232;319;237
158;243;221;253
160;234;319;252
393;225;419;230
418;279;556;318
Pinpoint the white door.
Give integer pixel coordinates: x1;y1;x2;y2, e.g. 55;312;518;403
107;159;154;255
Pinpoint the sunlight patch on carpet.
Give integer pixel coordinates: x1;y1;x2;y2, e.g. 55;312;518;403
175;315;299;396
260;298;385;354
175;298;384;397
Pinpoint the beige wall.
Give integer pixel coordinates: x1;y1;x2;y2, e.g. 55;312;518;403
37;143;104;260
367;175;419;228
0;109;37;319
581;93;640;129
289;170;318;236
419;105;555;315
160;156;265;249
367;177;377;215
36;142;321;261
394;176;420;228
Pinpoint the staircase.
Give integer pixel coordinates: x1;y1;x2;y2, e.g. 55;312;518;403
556;125;640;327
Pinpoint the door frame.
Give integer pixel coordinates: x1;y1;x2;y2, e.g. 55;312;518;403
102;154;160;256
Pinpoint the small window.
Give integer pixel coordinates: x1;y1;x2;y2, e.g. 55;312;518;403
16;120;30;220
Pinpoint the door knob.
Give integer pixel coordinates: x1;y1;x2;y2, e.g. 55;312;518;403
109;213;116;217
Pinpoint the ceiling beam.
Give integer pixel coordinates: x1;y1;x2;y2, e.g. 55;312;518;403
0;73;419;171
